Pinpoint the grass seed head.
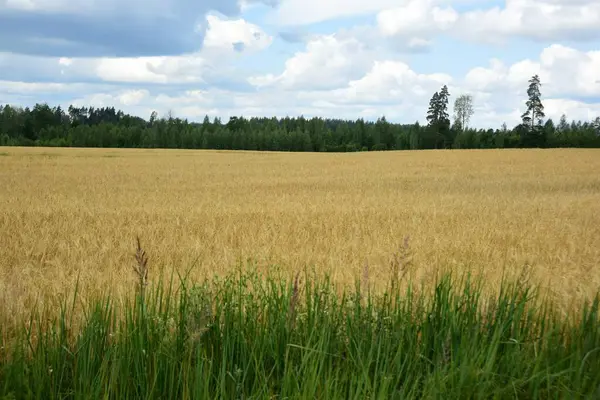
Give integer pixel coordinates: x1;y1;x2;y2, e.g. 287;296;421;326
133;236;149;295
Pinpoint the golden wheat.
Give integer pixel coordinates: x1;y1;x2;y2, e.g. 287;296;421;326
1;146;599;325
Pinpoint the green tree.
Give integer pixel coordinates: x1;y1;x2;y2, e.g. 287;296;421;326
426;92;440;127
520;75;546;147
426;85;451;148
543;118;556;146
521;75;545;130
1;99;600;151
375;116;393;150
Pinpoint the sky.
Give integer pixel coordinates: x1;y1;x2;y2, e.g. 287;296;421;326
1;0;600;128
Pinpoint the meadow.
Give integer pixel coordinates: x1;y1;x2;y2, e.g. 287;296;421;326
1;146;600;398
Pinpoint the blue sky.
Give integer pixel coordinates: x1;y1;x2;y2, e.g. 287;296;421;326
1;0;599;128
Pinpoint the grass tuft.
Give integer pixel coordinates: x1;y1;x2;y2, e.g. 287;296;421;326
1;255;599;398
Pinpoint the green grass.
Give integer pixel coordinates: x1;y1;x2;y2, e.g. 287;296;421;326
1;268;599;399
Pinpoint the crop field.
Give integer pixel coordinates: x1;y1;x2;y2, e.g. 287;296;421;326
1;146;600;398
1;146;600;317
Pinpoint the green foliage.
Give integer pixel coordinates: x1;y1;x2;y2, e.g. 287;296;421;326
519;75;549;148
522;75;545;129
1;270;600;399
1;99;599;151
426;86;453;149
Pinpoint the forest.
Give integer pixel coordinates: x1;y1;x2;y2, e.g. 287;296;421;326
2;76;599;151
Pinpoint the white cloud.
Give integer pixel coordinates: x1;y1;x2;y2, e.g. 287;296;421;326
249;34;376;90
155;90;212;106
270;0;600;45
0;80;70;93
323;60;452;105
464;59;507;92
544;99;600;122
118;89;149;106
2;52;210;87
94;55;207;84
377;0;458;38
374;0;600;50
538;45;600;97
407;37;432;50
58;57;72;66
457;0;600;41
203;14;272;52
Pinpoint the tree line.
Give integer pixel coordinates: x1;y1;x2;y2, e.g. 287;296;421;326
1;75;599;151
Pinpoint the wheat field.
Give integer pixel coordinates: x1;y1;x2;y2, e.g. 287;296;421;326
1;146;599;323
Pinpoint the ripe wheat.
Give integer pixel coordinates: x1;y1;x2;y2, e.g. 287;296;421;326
1;147;599;327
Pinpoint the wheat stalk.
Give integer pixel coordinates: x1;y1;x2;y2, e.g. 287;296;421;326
133;237;149;299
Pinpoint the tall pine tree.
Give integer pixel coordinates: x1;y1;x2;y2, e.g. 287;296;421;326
520;75;546;147
521;75;545;130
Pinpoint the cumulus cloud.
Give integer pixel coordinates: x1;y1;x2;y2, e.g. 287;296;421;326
374;0;600;48
0;0;274;56
320;61;452;105
203;15;272;53
377;0;458;40
538;45;600;97
270;0;600;45
544;99;600;122
91;56;206;84
117;89;149;106
249;34;376;90
456;0;600;42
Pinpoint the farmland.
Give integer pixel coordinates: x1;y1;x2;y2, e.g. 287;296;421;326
2;147;599;314
1;146;600;398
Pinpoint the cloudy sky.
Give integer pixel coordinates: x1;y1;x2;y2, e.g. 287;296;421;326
1;0;599;128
